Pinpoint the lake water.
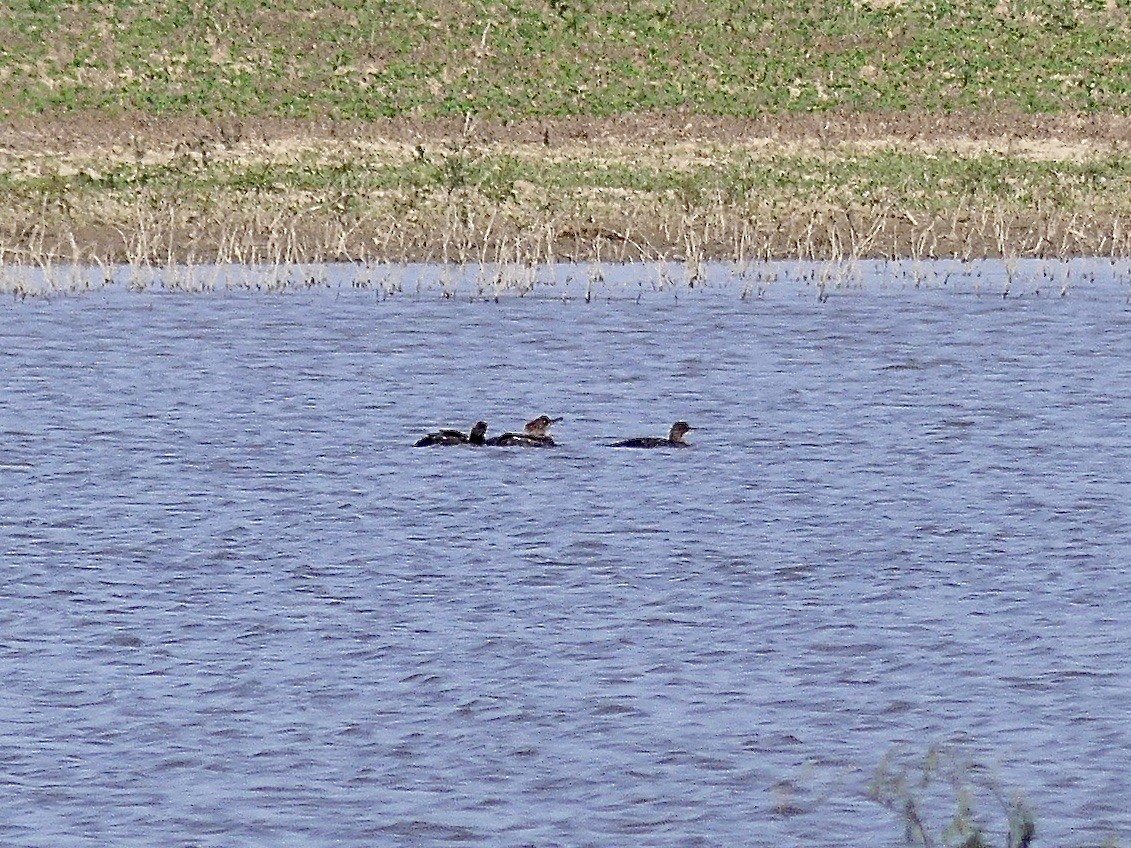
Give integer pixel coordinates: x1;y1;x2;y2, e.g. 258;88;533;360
2;261;1129;847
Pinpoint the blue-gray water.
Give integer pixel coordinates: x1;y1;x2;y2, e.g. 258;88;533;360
2;263;1129;847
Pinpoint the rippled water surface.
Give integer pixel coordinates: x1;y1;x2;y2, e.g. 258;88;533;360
2;264;1130;847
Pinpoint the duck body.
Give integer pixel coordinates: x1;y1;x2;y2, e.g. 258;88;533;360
414;429;469;447
414;421;488;447
485;415;561;448
611;436;685;448
611;421;694;448
485;432;555;447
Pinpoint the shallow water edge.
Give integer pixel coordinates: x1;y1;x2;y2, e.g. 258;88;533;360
3;257;1131;300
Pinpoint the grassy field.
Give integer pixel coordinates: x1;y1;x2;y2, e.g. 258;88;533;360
3;0;1130;118
2;0;1131;267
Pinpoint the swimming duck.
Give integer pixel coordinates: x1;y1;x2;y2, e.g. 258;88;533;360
611;421;694;448
485;415;562;447
414;421;488;447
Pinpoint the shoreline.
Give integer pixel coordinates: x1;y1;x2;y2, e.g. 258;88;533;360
2;257;1127;301
3;112;1131;265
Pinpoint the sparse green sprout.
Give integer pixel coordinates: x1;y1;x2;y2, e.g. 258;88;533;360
1007;798;1036;848
868;746;1036;848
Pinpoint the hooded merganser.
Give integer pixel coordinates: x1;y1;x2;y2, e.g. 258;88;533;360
611;421;694;448
485;415;562;447
414;421;489;447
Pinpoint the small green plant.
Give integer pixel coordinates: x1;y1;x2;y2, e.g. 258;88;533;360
868;745;1036;848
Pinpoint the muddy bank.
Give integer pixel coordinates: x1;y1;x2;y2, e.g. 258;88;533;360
2;111;1130;264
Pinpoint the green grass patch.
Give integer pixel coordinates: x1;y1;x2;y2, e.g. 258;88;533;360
7;145;1131;212
2;0;1130;119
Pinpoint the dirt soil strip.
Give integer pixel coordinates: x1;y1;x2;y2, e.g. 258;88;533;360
2;110;1130;161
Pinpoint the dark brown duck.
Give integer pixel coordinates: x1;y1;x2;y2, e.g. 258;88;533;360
611;421;694;448
414;421;488;447
485;415;562;447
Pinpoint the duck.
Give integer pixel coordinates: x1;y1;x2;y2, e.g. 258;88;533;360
414;421;488;447
485;415;562;447
611;421;694;448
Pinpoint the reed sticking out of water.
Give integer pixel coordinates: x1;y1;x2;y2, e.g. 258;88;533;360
868;746;1035;848
2;177;1131;295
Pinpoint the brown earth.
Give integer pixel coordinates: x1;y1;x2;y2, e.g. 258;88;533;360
4;108;1130;155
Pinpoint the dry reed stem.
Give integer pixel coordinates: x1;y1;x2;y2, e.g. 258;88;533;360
3;182;1131;294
